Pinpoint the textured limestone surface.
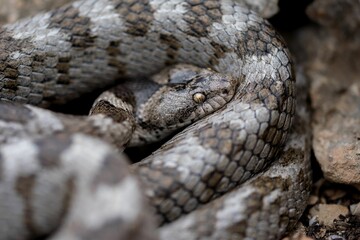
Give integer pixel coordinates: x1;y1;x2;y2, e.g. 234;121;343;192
236;0;279;18
292;0;360;185
285;1;360;239
0;0;72;24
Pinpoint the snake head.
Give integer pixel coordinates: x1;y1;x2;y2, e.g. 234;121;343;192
131;65;238;146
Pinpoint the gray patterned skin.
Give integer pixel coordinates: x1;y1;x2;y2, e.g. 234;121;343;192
92;64;238;146
0;134;158;240
0;64;237;240
0;0;305;240
0;100;135;148
159;72;312;240
0;64;236;149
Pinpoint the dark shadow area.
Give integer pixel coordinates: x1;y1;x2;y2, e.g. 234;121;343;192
269;0;314;31
49;88;106;115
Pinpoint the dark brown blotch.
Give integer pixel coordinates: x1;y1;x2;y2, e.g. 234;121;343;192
92;153;129;187
4;68;19;79
109;85;136;108
0;101;33;124
253;176;290;193
183;0;222;37
48;5;94;87
209;41;230;65
279;148;305;167
160;34;181;65
56;55;72;85
59;176;76;223
3;78;18;91
0;27;33;94
91;100;129;123
225;191;263;237
49;5;95;48
0;153;3;182
35;134;73;169
237;23;282;58
81;217;132;240
111;0;155;37
16;175;38;236
136;166;181;198
106;40;127;75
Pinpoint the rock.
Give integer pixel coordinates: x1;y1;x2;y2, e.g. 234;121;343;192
0;0;72;24
282;223;314;240
308;195;319;205
350;203;360;216
277;0;360;237
314;74;358;184
236;0;279;18
289;0;360;185
323;187;347;201
327;235;346;240
309;204;349;226
306;0;360;35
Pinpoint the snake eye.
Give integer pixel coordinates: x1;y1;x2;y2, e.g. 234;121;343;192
193;92;206;103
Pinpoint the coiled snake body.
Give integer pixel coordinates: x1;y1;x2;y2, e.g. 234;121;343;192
0;0;311;239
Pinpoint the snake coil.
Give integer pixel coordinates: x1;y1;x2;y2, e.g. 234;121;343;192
0;0;311;239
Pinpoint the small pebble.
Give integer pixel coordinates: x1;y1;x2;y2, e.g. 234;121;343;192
327;235;345;240
309;204;349;226
350;202;360;216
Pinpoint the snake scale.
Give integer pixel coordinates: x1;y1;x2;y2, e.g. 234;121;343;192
0;0;312;239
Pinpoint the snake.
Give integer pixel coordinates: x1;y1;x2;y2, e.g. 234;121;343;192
0;0;312;239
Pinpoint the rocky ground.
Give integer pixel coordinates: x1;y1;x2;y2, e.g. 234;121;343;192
1;0;359;239
274;0;360;239
0;0;71;23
